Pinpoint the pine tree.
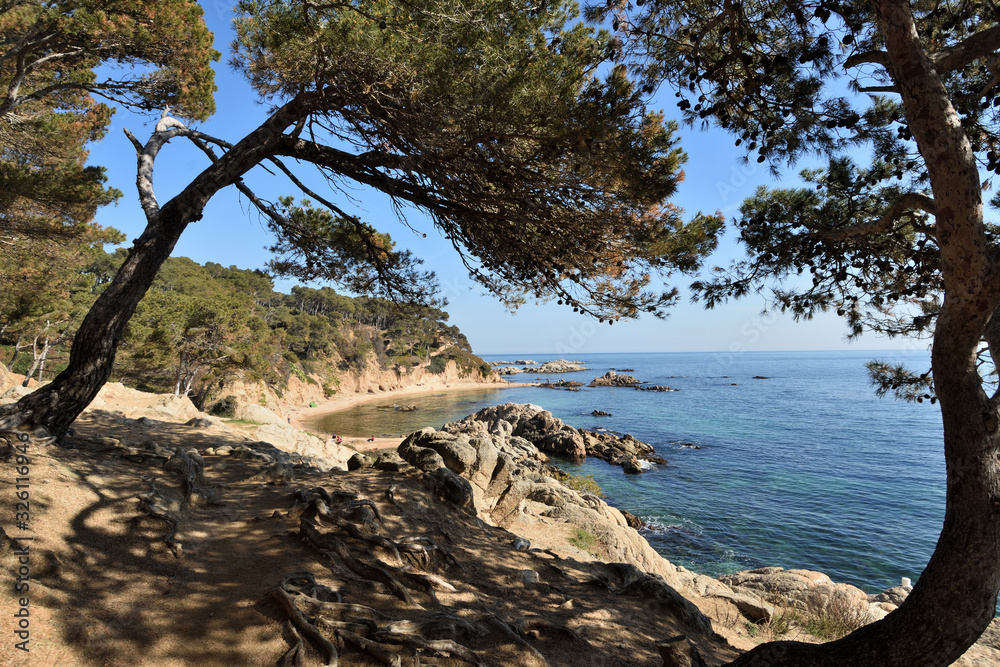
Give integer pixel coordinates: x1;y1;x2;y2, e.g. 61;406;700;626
589;0;1000;664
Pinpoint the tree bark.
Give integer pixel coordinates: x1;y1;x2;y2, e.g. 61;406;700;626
728;1;1000;665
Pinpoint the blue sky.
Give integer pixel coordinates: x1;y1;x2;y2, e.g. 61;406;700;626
86;3;927;357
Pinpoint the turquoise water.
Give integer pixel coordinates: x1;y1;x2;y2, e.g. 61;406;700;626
325;350;949;597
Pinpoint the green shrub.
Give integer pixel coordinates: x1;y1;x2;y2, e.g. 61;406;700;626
224;418;262;426
568;528;598;555
209;395;238;418
555;472;605;498
428;356;449;374
804;590;873;640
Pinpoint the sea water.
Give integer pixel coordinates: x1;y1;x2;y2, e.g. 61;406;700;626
320;350;947;597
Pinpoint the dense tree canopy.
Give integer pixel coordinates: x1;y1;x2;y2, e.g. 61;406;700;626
0;1;221;365
590;0;1000;664
0;0;219;235
229;0;722;317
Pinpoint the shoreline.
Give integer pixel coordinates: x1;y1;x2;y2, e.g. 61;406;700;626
287;378;519;453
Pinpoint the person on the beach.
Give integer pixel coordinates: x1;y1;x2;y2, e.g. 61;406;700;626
368;435;375;442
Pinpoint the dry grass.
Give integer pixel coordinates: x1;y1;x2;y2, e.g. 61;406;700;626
803;589;874;640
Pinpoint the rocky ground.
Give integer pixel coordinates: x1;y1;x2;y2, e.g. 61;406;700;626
0;373;998;666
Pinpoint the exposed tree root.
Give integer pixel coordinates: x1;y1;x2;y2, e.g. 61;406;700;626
397;535;459;572
269;587;339;667
385;613;485;643
269;484;579;666
278;621;307;667
372;631;483;665
515;615;586;643
130;481;182;557
335;521;402;564
282;571;342;603
335;628;402;666
162;447;217;505
269;572;488;667
481;615;549;666
301;519;417;605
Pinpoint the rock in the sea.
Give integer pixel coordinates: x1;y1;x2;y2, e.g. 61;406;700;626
534;359;587;373
539;379;585;390
589;370;642;387
620;509;646;530
581;430;659;472
639;385;677;392
591;410;613;416
619;455;644;475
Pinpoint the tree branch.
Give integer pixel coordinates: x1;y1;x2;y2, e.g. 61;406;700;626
845;50;891;69
930;25;1000;73
812;192;938;241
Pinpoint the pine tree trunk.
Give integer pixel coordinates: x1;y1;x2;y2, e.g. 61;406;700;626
0;96;306;437
725;385;1000;666
0;205;193;436
728;1;1000;663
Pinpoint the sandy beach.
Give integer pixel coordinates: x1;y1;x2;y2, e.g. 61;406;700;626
286;378;517;452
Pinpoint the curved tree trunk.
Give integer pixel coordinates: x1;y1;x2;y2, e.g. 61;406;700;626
729;0;1000;664
0;205;193;437
0;97;307;438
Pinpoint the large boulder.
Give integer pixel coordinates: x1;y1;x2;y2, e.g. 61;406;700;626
399;428;477;475
720;567;870;614
255;422;353;470
237;403;287;426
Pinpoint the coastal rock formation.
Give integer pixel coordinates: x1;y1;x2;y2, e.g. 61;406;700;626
719;567;891;622
442;403;667;473
488;359;538;366
581;429;663;473
539;379;585;390
491;359;588;375
590;370;643;387
397;422;691;591
640;385;678;392
11;376;1000;666
591;409;612;416
534;359;588;373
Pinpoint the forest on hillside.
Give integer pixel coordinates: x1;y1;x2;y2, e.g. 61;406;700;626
0;237;490;408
